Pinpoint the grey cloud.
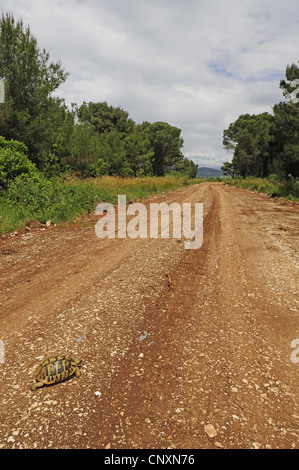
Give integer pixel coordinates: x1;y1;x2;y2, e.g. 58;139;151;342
1;0;299;165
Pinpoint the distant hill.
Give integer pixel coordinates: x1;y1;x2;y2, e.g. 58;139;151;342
196;167;223;178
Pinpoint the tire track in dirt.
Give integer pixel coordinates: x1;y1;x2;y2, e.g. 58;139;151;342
190;185;299;449
84;183;218;449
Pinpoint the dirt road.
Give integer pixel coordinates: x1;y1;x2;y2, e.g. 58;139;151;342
0;182;298;449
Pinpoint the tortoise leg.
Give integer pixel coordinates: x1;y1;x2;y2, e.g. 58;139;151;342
75;368;81;378
31;381;44;391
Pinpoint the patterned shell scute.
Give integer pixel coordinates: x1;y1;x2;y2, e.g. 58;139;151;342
36;355;76;385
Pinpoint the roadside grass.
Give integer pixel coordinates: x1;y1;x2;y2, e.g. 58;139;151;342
224;176;299;201
0;175;201;235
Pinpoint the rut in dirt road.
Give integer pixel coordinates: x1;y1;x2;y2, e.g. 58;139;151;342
0;182;298;449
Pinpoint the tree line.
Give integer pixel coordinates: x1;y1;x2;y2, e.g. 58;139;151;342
0;13;198;186
222;63;299;179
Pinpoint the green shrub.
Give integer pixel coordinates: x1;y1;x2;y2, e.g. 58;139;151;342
224;176;299;200
0;136;38;188
0;174;201;234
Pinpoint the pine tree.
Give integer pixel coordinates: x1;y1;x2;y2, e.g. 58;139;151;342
0;13;70;164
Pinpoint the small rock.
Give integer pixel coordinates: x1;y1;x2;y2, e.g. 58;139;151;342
175;408;184;413
215;441;224;448
94;391;101;397
204;423;217;438
30;402;40;409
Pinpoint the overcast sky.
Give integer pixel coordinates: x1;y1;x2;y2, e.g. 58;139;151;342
1;0;299;168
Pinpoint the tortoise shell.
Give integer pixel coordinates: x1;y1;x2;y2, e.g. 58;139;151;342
31;355;82;391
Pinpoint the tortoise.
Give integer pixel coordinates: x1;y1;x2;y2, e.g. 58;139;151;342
31;355;82;391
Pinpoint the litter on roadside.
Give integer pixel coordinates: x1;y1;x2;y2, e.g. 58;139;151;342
74;332;87;343
139;331;148;341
